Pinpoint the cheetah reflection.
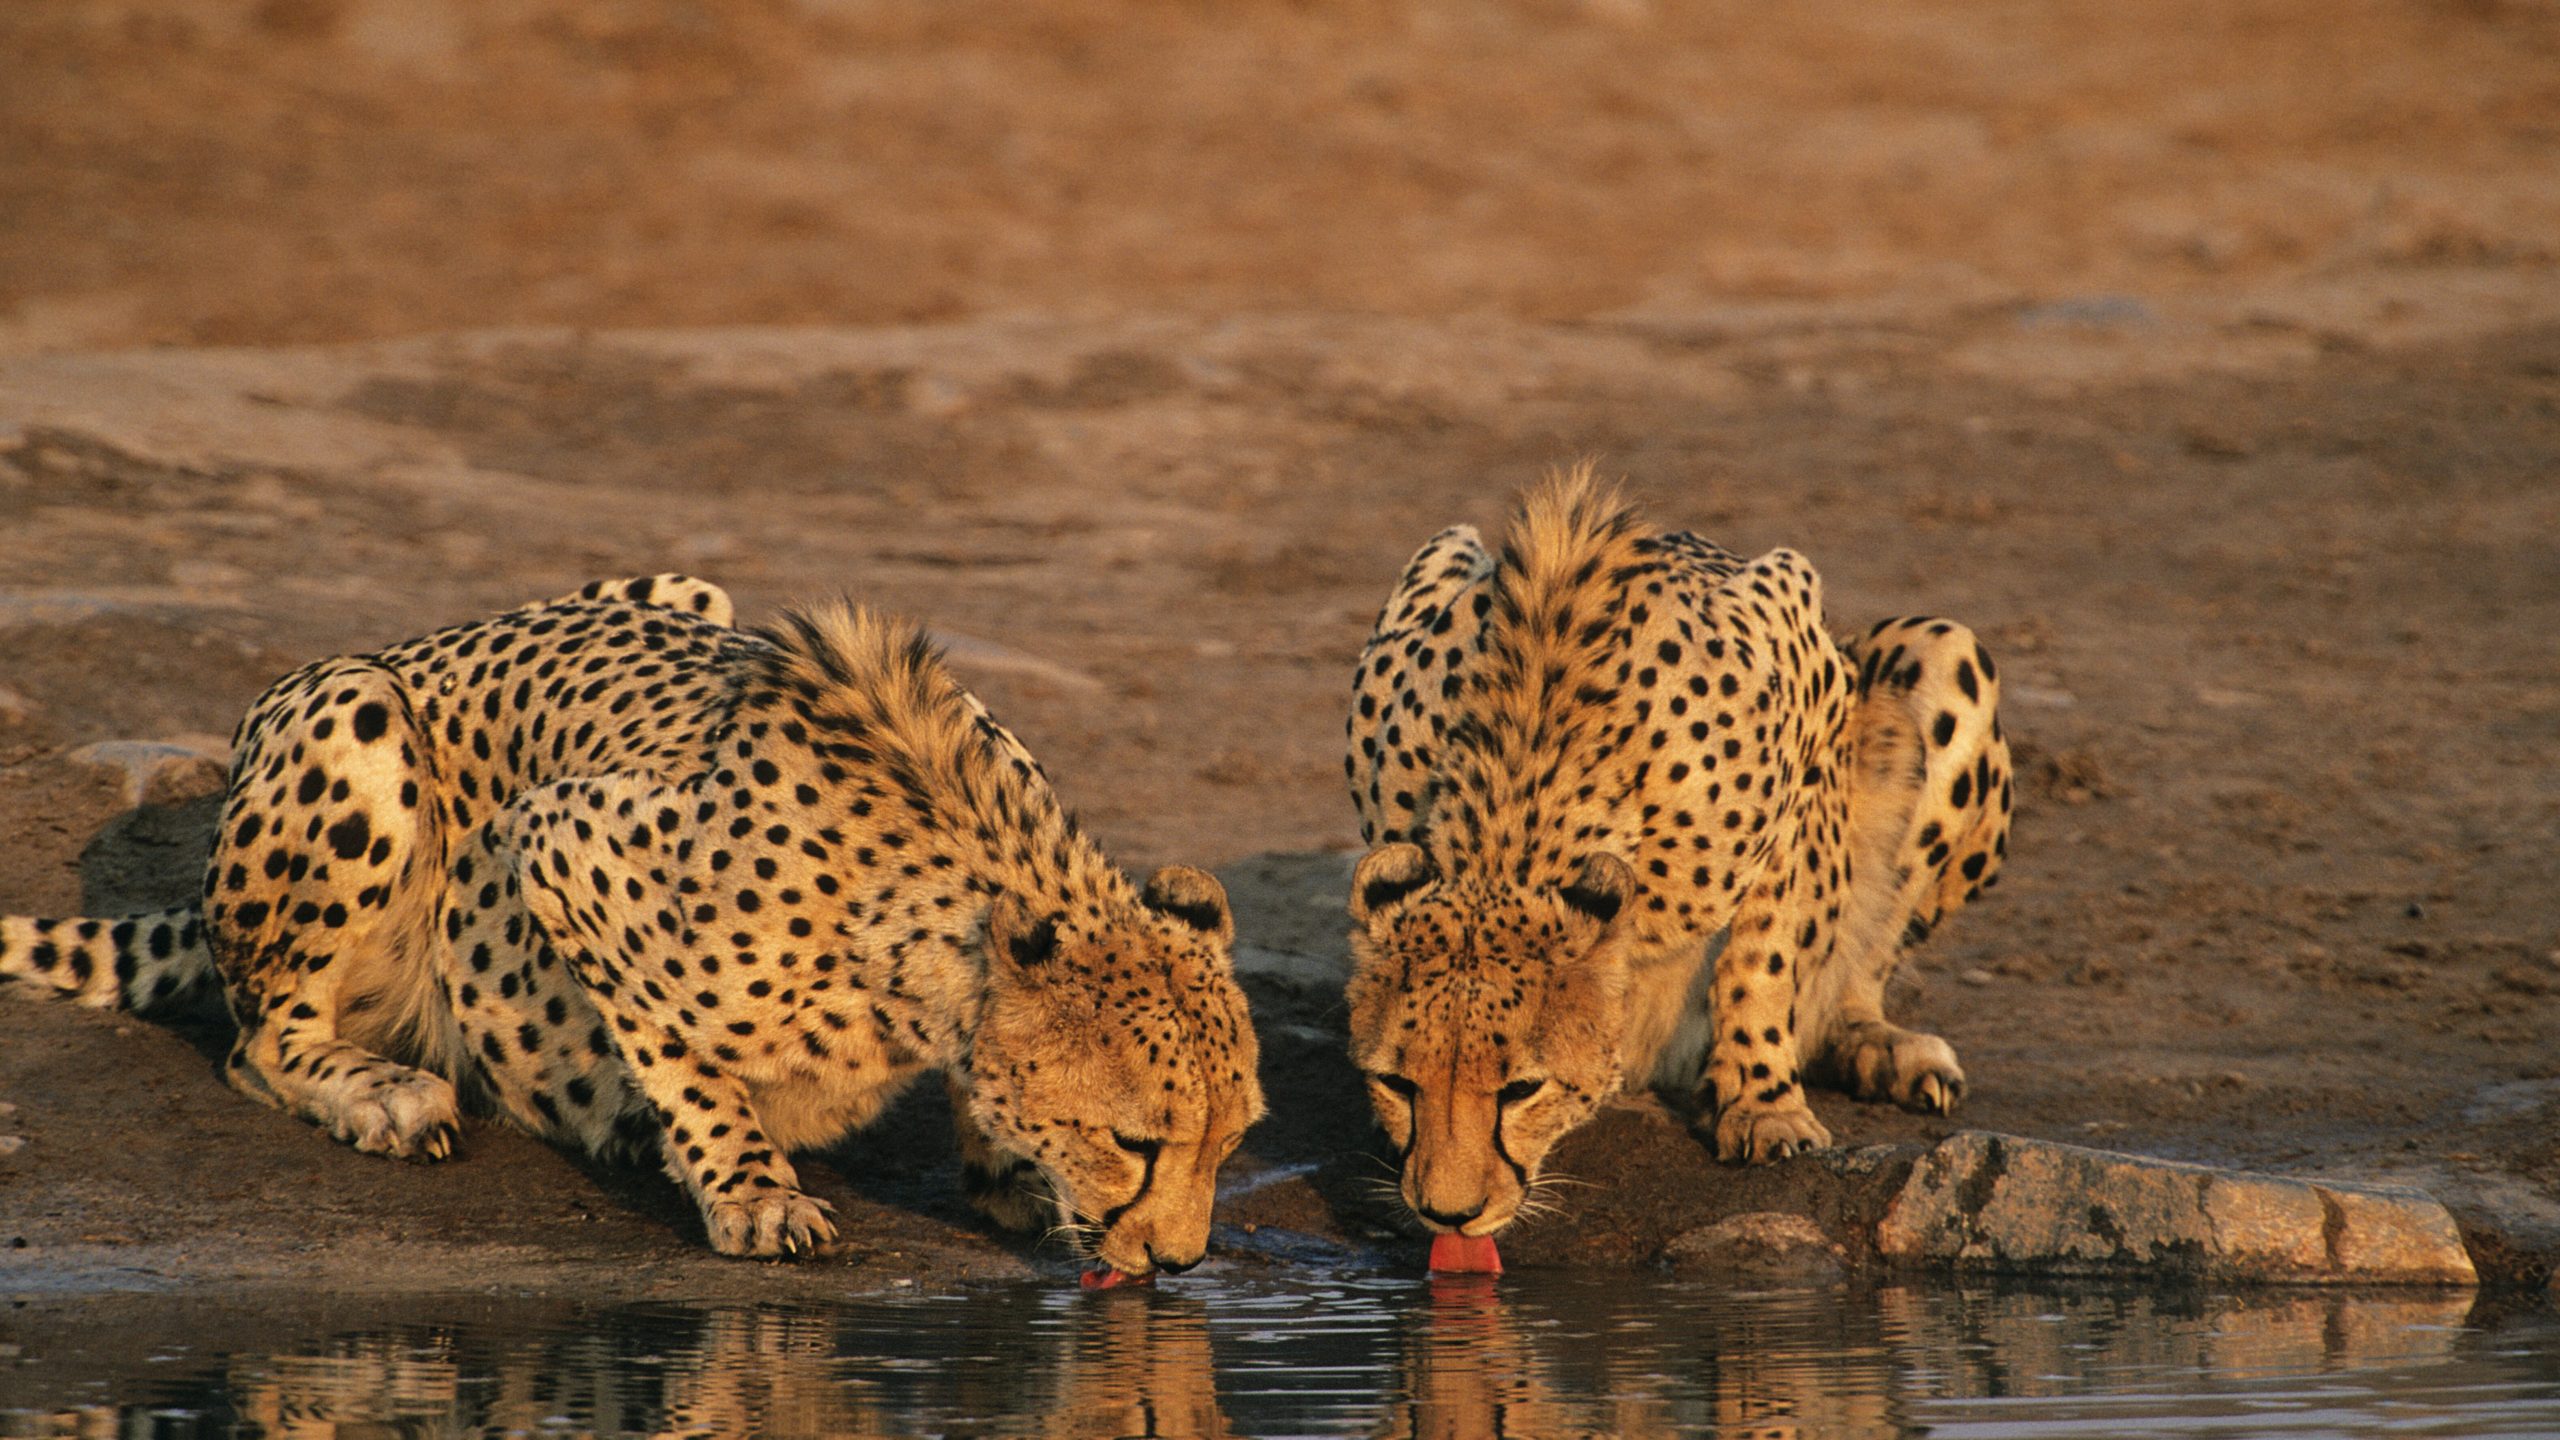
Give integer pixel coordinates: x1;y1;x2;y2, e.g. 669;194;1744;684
4;1286;2478;1440
211;1307;888;1440
37;1293;1241;1440
1364;1282;2476;1440
1372;1277;1903;1440
1027;1291;1237;1440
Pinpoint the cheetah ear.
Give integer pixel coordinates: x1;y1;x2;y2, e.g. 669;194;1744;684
986;895;1061;972
1141;865;1234;946
1557;853;1632;927
1350;843;1437;924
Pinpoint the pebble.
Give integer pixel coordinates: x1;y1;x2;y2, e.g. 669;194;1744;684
65;739;229;808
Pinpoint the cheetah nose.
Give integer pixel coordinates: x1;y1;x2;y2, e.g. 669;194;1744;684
1416;1200;1485;1232
1147;1246;1202;1276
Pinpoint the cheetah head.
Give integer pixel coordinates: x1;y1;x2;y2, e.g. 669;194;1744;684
1344;842;1635;1238
967;864;1265;1279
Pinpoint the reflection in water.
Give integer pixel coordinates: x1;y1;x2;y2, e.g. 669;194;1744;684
2;1275;2553;1438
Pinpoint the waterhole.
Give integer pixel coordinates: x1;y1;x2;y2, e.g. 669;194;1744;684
3;1275;2554;1437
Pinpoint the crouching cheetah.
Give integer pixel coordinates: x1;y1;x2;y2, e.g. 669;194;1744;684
1;577;1264;1273
1342;469;2011;1238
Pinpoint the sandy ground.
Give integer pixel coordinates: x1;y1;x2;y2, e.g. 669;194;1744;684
0;0;2555;1302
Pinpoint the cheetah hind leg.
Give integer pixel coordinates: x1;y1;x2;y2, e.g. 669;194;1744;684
223;1024;463;1160
1808;614;2009;1118
208;658;463;1162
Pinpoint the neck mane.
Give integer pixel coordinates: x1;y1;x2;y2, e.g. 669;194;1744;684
1426;466;1651;890
739;605;1135;927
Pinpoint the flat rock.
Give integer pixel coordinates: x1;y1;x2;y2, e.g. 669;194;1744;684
1875;1132;2475;1285
1660;1212;1845;1284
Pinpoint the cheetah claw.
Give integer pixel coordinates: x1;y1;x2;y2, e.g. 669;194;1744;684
413;1121;460;1163
1911;1071;1964;1115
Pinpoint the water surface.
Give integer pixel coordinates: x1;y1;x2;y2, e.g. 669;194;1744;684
4;1274;2554;1437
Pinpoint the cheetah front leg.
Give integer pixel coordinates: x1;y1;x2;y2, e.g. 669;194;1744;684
949;1071;1057;1234
620;1018;840;1258
506;774;836;1258
440;821;642;1155
1694;791;1844;1163
209;660;461;1161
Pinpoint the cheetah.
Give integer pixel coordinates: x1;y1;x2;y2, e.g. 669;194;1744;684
1342;469;2011;1237
1;577;1264;1273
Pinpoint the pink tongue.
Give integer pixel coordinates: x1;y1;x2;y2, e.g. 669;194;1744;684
1427;1232;1503;1275
1079;1266;1154;1291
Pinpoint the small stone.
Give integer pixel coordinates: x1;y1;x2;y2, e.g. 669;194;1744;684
0;1136;24;1157
1661;1212;1844;1284
931;631;1103;694
65;739;229;808
2180;425;2254;461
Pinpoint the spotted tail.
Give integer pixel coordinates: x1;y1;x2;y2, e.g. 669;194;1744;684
0;905;214;1012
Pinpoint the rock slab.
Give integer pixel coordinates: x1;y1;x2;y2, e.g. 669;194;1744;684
1875;1132;2476;1286
1661;1212;1846;1284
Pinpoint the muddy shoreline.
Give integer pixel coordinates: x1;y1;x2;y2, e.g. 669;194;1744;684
4;308;2557;1309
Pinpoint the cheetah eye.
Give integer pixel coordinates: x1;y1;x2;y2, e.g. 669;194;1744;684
1111;1132;1162;1161
1497;1077;1547;1106
1371;1073;1419;1101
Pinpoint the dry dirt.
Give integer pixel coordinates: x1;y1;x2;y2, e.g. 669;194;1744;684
0;0;2554;1301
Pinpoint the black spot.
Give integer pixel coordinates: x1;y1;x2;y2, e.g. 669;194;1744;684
352;703;390;743
326;812;372;862
1007;915;1059;968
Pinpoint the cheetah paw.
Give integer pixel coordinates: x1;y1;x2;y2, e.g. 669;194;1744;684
1834;1024;1967;1115
329;1070;463;1162
1703;1095;1833;1165
704;1190;838;1259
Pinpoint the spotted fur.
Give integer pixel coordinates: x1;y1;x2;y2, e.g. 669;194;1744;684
2;577;1264;1269
1342;470;2011;1236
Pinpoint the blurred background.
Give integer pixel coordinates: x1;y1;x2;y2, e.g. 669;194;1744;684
5;0;2554;350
